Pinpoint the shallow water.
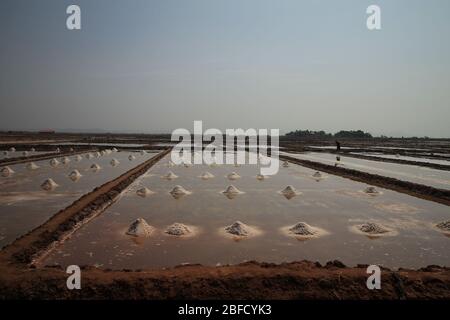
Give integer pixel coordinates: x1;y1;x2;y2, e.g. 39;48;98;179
0;151;160;248
282;151;450;190
350;152;450;165
43;153;450;270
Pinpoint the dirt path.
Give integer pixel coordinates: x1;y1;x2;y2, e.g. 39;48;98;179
0;260;448;299
280;155;450;206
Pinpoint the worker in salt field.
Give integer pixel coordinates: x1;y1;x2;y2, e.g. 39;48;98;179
335;140;341;152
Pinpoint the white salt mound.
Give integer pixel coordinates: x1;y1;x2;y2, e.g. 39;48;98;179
223;185;243;195
200;172;214;180
436;221;450;232
94;152;101;158
69;170;82;181
282;161;289;168
227;172;241;180
30;148;36;152
22;151;29;157
140;150;146;155
75;155;83;162
225;221;251;236
110;158;120;166
165;223;192;236
163;171;178;180
55;148;60;153
280;185;300;199
26;162;39;170
170;185;191;198
312;171;322;178
61;156;71;164
288;222;317;236
126;218;154;237
364;186;380;195
256;174;266;181
41;178;58;191
86;153;94;159
50;158;60;167
358;222;390;235
90;163;101;171
112;148;118;152
136;187;154;197
1;166;15;177
9;147;16;152
128;154;136;161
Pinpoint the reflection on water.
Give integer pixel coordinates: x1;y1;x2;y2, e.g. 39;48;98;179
0;151;159;248
43;154;450;270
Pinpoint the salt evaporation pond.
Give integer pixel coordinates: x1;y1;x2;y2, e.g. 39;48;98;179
43;152;450;270
350;152;450;166
0;150;49;160
281;151;450;190
0;151;160;248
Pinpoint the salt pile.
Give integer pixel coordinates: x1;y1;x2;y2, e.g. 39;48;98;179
288;222;317;236
86;153;94;159
50;158;60;167
352;222;395;237
61;156;71;164
140;150;146;155
312;171;322;178
100;150;106;156
55;148;60;153
75;155;83;162
128;154;136;161
436;221;450;233
112;148;118;152
69;169;82;181
165;223;192;236
282;161;289;168
22;151;29;157
110;158;120;166
227;172;241;180
170;185;191;199
41;178;58;191
224;221;251;236
136;187;154;197
256;174;266;181
26;162;40;170
30;148;36;152
9;147;16;152
222;185;244;199
280;185;301;199
364;186;381;195
69;148;74;152
162;171;178;180
90;163;101;171
94;152;101;158
126;218;155;237
199;172;214;180
1;166;15;177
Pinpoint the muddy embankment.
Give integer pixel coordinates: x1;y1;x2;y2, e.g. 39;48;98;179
0;260;449;299
280;155;450;206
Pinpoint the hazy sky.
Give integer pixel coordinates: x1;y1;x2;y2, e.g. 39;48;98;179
1;0;449;137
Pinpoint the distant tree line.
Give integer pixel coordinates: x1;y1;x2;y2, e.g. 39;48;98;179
285;130;372;139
